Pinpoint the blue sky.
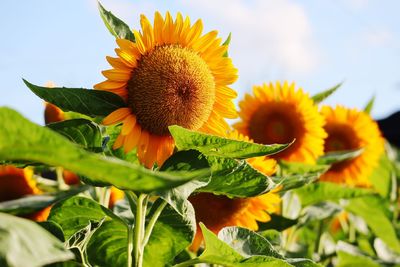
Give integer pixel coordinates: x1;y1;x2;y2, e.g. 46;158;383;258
0;0;399;125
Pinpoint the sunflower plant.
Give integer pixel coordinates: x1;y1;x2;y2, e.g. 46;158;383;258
1;3;400;267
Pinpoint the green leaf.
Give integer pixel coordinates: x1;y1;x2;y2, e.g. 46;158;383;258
336;251;381;267
158;150;210;220
0;185;89;215
311;82;342;104
222;33;232;57
364;95;376;114
67;219;106;266
336;242;382;267
169;125;291;159
180;224;320;267
272;173;322;192
0;107;208;192
279;160;329;176
97;1;135;41
23;79;126;117
299;202;341;225
48;196;121;239
143;199;196;266
317;148;364;165
86;220;128;267
218;226;283;259
39;221;66;242
368;154;394;198
258;214;298;231
198;157;275;197
0;213;74;267
294;182;374;207
345;196;400;254
47;119;103;152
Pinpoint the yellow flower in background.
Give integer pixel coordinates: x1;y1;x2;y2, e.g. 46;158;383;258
189;130;280;251
319;105;385;187
0;165;49;221
95;12;238;168
235;81;327;164
44;81;65;124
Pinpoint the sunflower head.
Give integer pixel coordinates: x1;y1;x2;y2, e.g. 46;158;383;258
189;129;280;251
319;105;385;187
234;81;327;164
0;165;49;221
96;12;238;168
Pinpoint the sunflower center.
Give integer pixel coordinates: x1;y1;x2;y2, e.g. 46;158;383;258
249;104;299;145
127;45;216;135
324;124;359;153
188;193;250;230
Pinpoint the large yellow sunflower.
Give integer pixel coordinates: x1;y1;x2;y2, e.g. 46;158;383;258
319;105;385;187
0;165;49;221
95;12;238;168
234;81;327;164
189;130;281;250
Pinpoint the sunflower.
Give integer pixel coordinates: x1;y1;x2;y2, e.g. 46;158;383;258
188;130;281;250
95;12;238;168
319;105;385;187
234;81;327;164
0;165;48;222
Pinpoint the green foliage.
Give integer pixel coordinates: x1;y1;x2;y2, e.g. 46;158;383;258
198;157;275;197
295;182;374;206
47;119;103;152
169;125;291;159
23;79;126;117
98;1;135;41
0;213;74;267
0;107;207;192
345;196;400;254
0;185;89;215
368;154;394;198
311;82;342;104
176;224;321;266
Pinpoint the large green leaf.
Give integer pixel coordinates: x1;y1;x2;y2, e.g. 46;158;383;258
294;182;374;207
23;79;126;117
345;196;400;254
143;199;195;267
169;125;291;159
0;185;89;215
98;1;135;41
218;227;283;258
47;119;103;152
198;157;275;197
298;202;341;225
336;251;381;267
48;196;121;239
104;125;139;164
258;214;298;231
86;220;128;267
0;107;208;192
0;213;74;267
272;173;322;192
311;82;342;104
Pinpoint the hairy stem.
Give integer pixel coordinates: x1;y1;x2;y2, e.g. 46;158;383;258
142;200;168;247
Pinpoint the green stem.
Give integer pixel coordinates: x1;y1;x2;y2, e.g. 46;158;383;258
133;194;147;267
173;258;203;267
314;220;324;254
127;224;134;267
142;200;168;247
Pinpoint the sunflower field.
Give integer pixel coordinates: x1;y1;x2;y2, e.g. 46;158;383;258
1;3;400;267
